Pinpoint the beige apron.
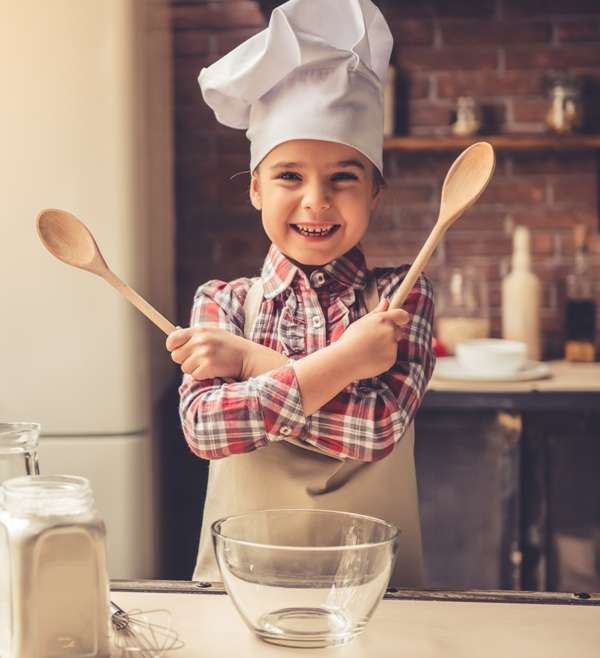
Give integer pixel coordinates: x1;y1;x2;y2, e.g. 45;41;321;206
193;277;424;587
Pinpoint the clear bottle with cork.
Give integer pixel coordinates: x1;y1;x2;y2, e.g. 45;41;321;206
502;225;542;361
565;225;596;362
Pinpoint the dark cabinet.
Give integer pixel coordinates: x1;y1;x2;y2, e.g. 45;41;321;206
526;412;600;592
417;393;600;593
415;410;521;590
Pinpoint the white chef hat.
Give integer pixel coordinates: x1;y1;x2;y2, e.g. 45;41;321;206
198;0;393;175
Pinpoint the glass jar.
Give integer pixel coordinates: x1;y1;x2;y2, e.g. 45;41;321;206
545;74;583;134
0;475;110;658
0;422;40;483
435;266;490;354
451;96;482;137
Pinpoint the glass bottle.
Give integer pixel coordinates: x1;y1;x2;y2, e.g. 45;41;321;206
502;226;542;361
565;225;596;362
0;475;110;658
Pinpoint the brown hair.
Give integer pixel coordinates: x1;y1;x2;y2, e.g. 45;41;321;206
372;167;386;197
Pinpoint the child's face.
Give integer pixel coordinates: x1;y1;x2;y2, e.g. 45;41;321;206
250;139;381;266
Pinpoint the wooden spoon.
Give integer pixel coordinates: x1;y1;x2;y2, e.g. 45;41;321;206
36;208;176;335
388;141;495;309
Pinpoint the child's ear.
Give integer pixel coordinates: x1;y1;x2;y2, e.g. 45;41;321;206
249;174;262;210
370;186;383;214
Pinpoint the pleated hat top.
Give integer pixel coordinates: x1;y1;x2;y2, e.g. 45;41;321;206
197;0;394;174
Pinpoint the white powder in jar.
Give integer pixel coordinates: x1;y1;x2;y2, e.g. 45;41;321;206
0;476;110;658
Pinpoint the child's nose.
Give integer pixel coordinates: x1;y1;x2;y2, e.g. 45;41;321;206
302;182;331;212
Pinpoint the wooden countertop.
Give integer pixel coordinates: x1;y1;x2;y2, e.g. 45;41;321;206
111;580;600;658
423;361;600;411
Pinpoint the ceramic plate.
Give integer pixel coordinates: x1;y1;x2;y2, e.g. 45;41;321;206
434;357;552;382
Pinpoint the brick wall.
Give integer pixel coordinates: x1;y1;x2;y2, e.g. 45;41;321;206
172;0;600;358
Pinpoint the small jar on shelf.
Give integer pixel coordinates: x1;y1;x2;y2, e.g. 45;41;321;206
545;73;584;135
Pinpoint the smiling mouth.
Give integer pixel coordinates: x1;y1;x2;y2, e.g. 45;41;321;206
291;223;340;238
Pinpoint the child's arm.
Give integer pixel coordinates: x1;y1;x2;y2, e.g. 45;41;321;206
290;297;407;415
235;273;434;460
167;325;288;380
169;297;408;416
292;271;435;461
169;272;433;462
169;279;308;460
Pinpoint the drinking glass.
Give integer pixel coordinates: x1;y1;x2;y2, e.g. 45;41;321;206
435;266;490;354
0;422;40;484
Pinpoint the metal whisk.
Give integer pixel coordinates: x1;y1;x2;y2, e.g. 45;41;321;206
111;601;184;657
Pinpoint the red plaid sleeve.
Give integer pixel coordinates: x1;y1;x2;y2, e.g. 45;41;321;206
296;270;436;462
178;279;307;460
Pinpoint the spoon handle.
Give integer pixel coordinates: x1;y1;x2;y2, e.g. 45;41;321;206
388;223;445;310
103;270;176;335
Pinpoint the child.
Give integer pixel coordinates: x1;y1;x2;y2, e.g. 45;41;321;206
166;0;435;587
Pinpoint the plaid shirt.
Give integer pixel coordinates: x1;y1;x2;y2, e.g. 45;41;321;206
179;244;435;462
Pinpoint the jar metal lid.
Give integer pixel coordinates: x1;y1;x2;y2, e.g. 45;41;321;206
1;474;96;516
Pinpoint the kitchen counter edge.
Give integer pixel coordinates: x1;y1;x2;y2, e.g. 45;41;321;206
111;580;600;606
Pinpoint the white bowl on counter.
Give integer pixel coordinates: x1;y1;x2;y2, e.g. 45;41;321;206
455;339;527;377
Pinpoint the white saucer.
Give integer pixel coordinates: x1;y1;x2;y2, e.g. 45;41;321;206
434;357;552;382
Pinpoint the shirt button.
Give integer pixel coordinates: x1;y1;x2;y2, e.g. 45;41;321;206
312;315;323;329
279;426;292;436
312;271;326;287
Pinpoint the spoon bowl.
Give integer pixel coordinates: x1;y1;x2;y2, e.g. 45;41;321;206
36;208;175;335
439;141;495;227
389;141;495;309
36;209;106;273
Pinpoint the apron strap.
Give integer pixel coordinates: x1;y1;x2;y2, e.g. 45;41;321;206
243;279;264;340
363;272;379;312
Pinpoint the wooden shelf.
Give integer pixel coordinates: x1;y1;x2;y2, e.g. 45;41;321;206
383;134;600;152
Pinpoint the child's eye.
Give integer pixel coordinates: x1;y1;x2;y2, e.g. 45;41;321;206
331;172;358;182
277;171;301;181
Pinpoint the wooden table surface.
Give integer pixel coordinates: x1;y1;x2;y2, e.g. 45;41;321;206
424;360;600;410
111;581;600;658
429;360;600;393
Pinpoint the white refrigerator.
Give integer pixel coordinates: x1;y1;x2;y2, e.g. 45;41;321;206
0;0;175;578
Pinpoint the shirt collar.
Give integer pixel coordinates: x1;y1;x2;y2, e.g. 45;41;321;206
261;243;369;299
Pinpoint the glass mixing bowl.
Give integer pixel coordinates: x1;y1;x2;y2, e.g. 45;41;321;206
212;508;399;648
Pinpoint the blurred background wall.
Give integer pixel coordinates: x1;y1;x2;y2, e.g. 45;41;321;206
170;0;600;359
153;0;600;587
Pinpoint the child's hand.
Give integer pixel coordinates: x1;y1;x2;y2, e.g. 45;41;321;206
334;298;409;380
166;326;250;380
